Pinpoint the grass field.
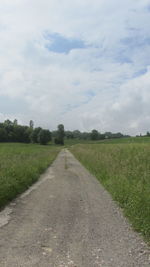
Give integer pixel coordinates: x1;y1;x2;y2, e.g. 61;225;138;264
70;142;150;243
65;136;150;146
98;136;150;144
0;143;60;209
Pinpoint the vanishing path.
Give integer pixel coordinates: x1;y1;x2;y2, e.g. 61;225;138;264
0;149;149;267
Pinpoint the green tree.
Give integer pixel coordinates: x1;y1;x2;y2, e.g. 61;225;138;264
0;128;7;142
65;131;74;139
38;129;51;145
29;120;34;129
13;119;18;126
91;129;99;140
73;130;81;139
55;124;65;145
13;125;31;143
81;132;90;140
30;127;42;143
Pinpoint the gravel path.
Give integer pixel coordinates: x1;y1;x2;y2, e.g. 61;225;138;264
0;149;149;267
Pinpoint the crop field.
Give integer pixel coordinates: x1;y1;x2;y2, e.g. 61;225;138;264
0;143;60;209
70;142;150;242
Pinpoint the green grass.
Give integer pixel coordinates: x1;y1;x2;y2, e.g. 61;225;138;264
65;136;150;146
0;143;60;209
97;136;150;144
64;138;91;146
70;143;150;243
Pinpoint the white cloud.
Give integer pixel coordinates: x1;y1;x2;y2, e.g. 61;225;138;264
62;68;150;135
0;0;150;134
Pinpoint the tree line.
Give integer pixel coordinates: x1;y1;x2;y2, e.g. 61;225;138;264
0;119;50;145
0;119;130;145
62;129;129;141
0;119;65;145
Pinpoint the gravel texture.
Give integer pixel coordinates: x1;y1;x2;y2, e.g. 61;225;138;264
0;149;149;267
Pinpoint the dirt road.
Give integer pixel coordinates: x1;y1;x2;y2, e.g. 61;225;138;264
0;149;149;267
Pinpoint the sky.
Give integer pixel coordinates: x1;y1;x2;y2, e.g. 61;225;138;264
0;0;150;135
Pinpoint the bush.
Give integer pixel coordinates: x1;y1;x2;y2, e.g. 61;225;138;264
54;137;64;145
38;129;51;145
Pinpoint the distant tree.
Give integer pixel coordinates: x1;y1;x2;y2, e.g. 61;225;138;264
81;132;90;140
112;132;124;138
91;129;99;140
3;120;13;137
29;120;34;129
55;124;65;145
0;119;51;144
104;132;124;139
8;131;17;142
30;127;42;143
23;127;32;143
25;127;33;142
4;119;13;126
105;132;113;139
99;133;105;140
73;130;81;139
65;131;74;139
51;130;57;139
13;125;30;143
13;119;18;126
38;129;51;145
0;128;7;142
146;131;150;136
54;138;59;145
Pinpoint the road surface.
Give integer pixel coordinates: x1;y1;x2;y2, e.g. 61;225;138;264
0;149;149;267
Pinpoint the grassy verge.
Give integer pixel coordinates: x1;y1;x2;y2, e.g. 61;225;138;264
70;143;150;243
0;143;60;209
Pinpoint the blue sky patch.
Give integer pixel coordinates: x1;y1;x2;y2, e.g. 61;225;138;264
121;36;150;48
44;32;87;54
133;68;147;78
115;54;132;64
86;90;96;97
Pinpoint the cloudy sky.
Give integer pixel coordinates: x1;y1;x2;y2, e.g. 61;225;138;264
0;0;150;135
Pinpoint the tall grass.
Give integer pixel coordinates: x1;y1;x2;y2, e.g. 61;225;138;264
65;136;150;146
70;144;150;243
0;143;60;208
97;136;150;144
